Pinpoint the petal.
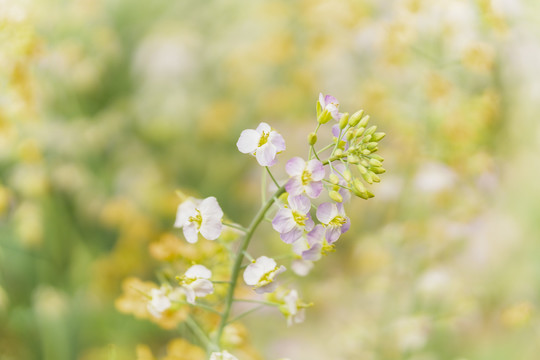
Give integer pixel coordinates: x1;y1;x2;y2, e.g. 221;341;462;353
183;286;196;304
191;279;214;298
257;256;278;273
256;122;271;133
280;227;303;244
243;262;264;285
291;259;314;277
255;143;277;166
307;160;325;181
318;93;325;108
325;226;342;244
272;208;296;233
332;124;341;138
269;131;286;152
200;219;223;240
285;177;303;196
174;199;197;228
237;129;260;154
316;202;337;224
254;281;277;294
301;244;322;261
292;238;310;255
185;264;212;279
199;197;223;220
183;223;199;244
288;195;311;214
324;95;339;106
285;157;306;177
339;187;351;202
341;218;351;234
306;224;325;246
304;216;314;232
305;181;323;199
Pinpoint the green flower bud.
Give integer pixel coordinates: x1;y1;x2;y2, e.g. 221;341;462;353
364;125;377;137
347;154;360;164
317;110;332;124
372;132;386;142
361;149;371;155
370;172;380;183
361;171;374;184
371;154;384;162
360;159;370;168
366;190;375;198
345;130;355;141
339;113;349;129
355;127;365;138
308;132;318;145
334;149;343;157
348;110;365;126
352;179;368;199
358;115;370;128
367;142;378;150
357;164;368;174
316;100;322;117
362;135;372;143
329;190;343;203
371;166;386;174
343;170;352;182
369;158;382;167
329;173;340;184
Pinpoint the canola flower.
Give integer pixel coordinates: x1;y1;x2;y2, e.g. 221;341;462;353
126;93;386;357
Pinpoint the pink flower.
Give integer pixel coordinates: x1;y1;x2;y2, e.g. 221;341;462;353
236;122;286;166
316;202;350;244
319;93;341;121
285;157;325;198
272;195;314;244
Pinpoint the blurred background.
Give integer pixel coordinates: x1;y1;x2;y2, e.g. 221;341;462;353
2;0;540;359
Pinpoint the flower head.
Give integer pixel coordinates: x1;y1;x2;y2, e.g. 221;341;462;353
292;224;335;261
174;196;223;244
272;195;314;244
236;122;286;166
210;351;238;360
330;162;352;202
285;157;325;198
178;264;214;304
318;93;341;122
316;202;350;244
243;256;286;294
147;287;172;318
279;289;310;327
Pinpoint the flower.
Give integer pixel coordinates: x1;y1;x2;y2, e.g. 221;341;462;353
272;195;314;244
292;224;333;261
147;287;172;318
243;256;286;294
236;122;286;166
316;202;350;243
318;93;341;122
285;157;325;198
174;196;223;244
178;264;214;304
330;162;352;202
209;350;238;360
280;289;307;326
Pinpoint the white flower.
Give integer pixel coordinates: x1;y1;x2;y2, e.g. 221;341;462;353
243;256;286;294
147;287;171;318
209;350;239;360
282;289;306;326
236;122;286;166
179;264;214;304
174;196;223;244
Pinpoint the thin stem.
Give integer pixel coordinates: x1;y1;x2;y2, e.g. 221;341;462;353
215;185;286;346
265;167;280;188
311;145;322;161
242;250;254;262
316;143;334;155
223;222;248;233
261;167;267;204
185;314;218;353
171;300;223;316
227;305;266;325
233;298;281;307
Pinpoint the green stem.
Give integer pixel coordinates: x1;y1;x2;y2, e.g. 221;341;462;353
171;300;223;316
185;314;218;353
233;298;281;307
226;305;266;325
215;185;286;346
265;167;281;188
222;222;248;233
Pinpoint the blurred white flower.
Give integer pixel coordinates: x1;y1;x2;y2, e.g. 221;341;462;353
179;265;214;304
243;256;285;294
209;350;238;360
147;287;171;318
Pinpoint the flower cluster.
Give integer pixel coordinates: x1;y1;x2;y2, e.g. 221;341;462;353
133;94;385;357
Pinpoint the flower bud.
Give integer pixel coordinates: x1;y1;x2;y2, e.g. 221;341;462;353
347;154;360;164
329;190;343;203
343;170;352;182
372;132;386;142
308;132;317;145
348;110;365;126
370;172;380;183
317;110;332;124
334;149;343;157
361;171;373;184
364;125;377;137
357;164;368;174
371;154;384;162
355;127;365;138
329;173;340;184
367;142;378;150
345;130;355;141
358;115;370;128
316;100;322;117
361;149;371;155
371;166;386;174
352;179;368;199
369;158;382;167
338;113;349;129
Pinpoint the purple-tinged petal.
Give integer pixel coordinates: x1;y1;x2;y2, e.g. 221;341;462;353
341;218;351;234
256;122;271;133
332;124;341;138
325;226;342;244
256;143;277;166
289;195;310;214
307;160;325;181
183;223;199;244
302;244;322;261
324;95;339;106
304;216;315;232
285;177;304;196
269;131;286;152
305;181;323;199
272;208;296;233
285;157;306;176
280;228;303;244
339;187;351;202
306;225;325;247
237;129;260;154
316;202;337;224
